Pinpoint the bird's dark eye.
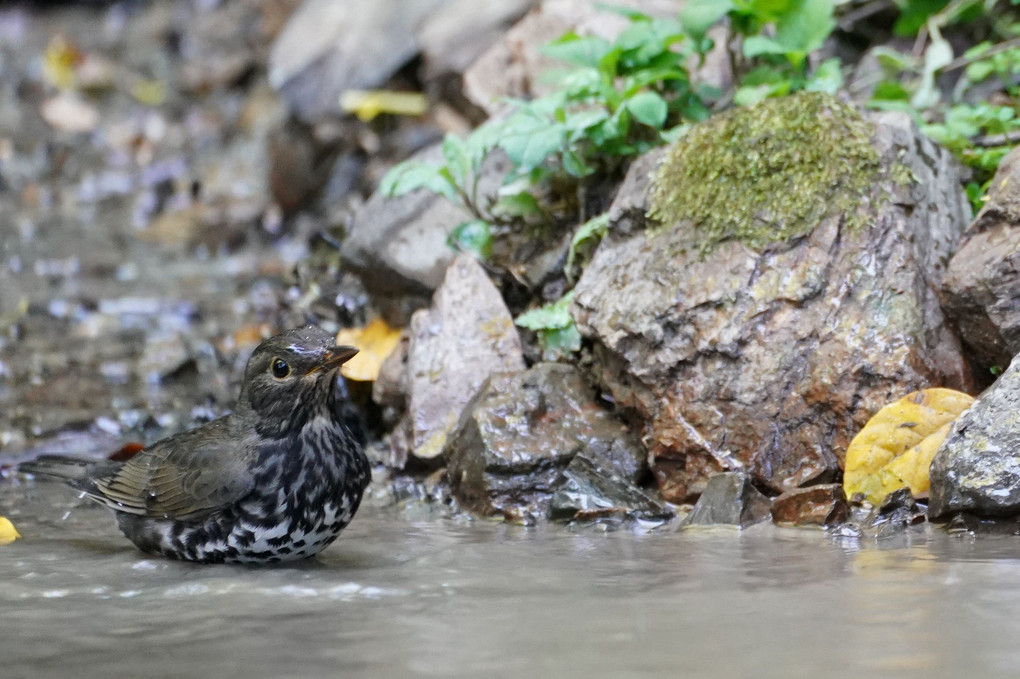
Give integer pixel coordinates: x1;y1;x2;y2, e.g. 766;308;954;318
270;358;291;379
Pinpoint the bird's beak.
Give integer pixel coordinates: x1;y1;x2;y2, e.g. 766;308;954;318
306;345;359;375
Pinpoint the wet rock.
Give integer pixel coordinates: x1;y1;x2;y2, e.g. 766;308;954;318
551;454;674;523
930;353;1020;519
268;0;447;122
137;332;193;384
445;362;645;520
405;255;525;464
871;487;926;529
573;102;974;503
941;146;1020;374
342;144;510;297
771;484;849;527
681;472;772;528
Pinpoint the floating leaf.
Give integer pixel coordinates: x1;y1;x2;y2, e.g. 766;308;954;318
0;516;21;545
843;388;975;504
339;90;427;122
334;319;403;382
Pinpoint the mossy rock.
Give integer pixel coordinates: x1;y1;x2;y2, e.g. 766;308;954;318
648;92;910;255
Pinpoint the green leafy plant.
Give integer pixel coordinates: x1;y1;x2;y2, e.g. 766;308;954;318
380;10;714;258
681;0;840;105
865;6;1020;209
515;291;582;361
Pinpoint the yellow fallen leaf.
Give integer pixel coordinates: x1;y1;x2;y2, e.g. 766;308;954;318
339;90;428;122
0;516;21;545
42;35;81;90
843;388;975;504
334;319;403;382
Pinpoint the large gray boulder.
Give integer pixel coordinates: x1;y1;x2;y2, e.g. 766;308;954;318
404;255;525;463
941;146;1020;374
929;354;1020;519
572;95;975;503
445;362;647;521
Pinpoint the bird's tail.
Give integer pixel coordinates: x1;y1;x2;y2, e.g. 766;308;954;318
18;455;117;491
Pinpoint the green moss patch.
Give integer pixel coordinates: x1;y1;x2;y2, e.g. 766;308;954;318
648;92;905;254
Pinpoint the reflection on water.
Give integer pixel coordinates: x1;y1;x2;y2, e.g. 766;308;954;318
4;479;1020;679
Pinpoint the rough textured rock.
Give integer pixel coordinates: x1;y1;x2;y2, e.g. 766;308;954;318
573;107;974;503
941;146;1020;373
342;145;510;297
405;255;525;464
930;354;1020;519
771;485;849;527
268;0;447;122
551;454;673;522
681;472;772;528
445;362;646;520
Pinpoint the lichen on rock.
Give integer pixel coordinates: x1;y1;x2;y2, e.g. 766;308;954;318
647;92;907;255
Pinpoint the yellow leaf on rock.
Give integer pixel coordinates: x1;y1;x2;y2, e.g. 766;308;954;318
843;388;975;504
339;90;428;122
0;516;21;545
334;319;403;382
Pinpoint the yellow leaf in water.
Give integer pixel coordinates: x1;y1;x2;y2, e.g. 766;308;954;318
0;516;21;545
334;319;403;382
843;388;975;504
339;90;428;122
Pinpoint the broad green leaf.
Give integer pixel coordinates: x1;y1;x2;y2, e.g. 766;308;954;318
805;58;843;93
625;91;669;127
681;0;735;39
742;35;787;59
492;191;541;217
448;220;492;260
442;134;471;188
379;161;457;201
542;33;614;67
773;0;835;62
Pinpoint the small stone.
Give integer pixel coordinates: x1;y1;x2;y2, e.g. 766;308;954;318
682;472;772;528
770;484;849;527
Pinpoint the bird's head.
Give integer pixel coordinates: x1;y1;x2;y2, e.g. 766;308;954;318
239;325;358;437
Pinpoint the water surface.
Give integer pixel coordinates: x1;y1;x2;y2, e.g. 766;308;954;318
3;479;1020;679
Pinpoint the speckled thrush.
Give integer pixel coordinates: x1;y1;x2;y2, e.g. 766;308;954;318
19;325;370;564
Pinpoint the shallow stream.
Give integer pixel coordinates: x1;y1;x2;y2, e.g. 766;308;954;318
3;479;1020;678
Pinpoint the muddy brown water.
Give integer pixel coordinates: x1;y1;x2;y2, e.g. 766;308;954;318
3;479;1020;679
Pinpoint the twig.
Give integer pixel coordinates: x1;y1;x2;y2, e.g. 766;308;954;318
942;37;1020;73
972;129;1020;148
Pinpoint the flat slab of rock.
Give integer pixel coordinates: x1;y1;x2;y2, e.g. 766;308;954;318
930;354;1020;519
405;255;525;463
573;107;974;503
681;472;772;528
771;484;849;527
941;146;1020;373
551;454;674;522
445;362;646;520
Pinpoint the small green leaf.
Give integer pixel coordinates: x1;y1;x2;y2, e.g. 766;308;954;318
515;292;582;360
442;134;471;188
492;191;541;217
567;212;610;279
805;58;843;94
448;220;493;260
625;91;669;127
379;161;457;201
681;0;735;39
542;33;614;67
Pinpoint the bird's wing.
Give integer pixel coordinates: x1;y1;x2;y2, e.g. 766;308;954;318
92;417;260;520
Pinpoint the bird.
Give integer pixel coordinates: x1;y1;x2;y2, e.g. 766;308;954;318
19;325;370;564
